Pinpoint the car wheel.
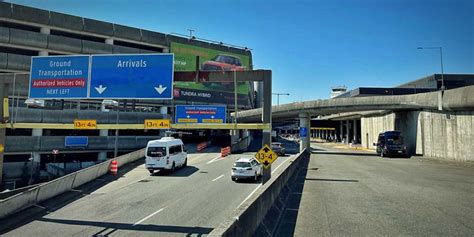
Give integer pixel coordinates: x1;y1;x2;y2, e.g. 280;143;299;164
231;176;236;181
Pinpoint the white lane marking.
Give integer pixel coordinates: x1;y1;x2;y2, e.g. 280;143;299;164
206;155;224;164
236;184;262;210
133;208;164;226
212;174;224;182
272;155;293;174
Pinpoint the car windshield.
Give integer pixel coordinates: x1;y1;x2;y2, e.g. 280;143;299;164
386;134;403;145
214;55;235;64
147;147;166;157
234;162;251;168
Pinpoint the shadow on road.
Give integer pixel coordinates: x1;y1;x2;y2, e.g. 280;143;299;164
0;159;146;235
152;166;199;177
312;151;378;157
35;217;213;236
305;178;359;183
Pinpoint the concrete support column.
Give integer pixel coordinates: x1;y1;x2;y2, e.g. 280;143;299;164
40;27;50;35
160;106;168;137
98;129;108;161
0;82;9;188
39;28;50;57
299;113;310;152
32;128;42;164
339;121;343;143
105;38;114;45
162;48;170;53
353;119;358;144
254;81;263;108
345;120;350;144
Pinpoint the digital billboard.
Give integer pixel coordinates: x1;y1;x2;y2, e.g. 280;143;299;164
170;42;254;109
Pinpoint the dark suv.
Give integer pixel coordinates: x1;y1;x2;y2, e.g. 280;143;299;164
374;131;408;158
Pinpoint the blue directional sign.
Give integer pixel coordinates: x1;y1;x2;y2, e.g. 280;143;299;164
89;54;173;99
175;105;226;123
29;55;90;99
65;136;89;147
299;127;308;137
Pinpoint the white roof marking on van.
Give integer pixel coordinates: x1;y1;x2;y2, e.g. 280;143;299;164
147;138;183;146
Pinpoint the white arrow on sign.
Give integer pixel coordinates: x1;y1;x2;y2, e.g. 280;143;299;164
95;85;107;94
186;115;190;118
154;85;167;94
211;116;215;119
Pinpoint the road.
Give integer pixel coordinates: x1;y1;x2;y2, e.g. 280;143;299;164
1;145;296;237
276;142;474;236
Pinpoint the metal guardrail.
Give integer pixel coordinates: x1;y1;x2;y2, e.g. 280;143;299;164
0;148;145;219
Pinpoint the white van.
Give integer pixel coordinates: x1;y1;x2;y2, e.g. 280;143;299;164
145;137;187;174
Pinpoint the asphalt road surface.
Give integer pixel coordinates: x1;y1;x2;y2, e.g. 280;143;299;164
279;142;474;236
1;146;296;237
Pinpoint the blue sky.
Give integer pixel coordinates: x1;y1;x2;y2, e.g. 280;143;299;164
9;0;474;104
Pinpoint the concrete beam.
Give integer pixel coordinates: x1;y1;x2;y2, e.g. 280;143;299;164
235;85;474;122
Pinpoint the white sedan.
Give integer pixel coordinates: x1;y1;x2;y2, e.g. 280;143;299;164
231;157;263;182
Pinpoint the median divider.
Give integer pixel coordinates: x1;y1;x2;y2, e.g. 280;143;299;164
36;172;77;203
0;187;39;219
0;148;145;219
210;149;309;237
72;165;100;188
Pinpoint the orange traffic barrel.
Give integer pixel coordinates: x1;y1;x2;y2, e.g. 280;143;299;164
110;160;118;175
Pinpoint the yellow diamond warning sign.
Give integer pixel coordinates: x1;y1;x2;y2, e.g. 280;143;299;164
255;144;278;169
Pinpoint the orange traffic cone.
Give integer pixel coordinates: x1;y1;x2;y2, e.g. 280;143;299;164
110;160;118;175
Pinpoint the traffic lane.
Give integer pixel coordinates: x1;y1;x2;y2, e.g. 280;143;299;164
111;153;298;237
2;150;223;237
2;151;292;236
293;144;474;236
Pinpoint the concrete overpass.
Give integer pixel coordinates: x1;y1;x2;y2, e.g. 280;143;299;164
236;85;474;122
235;85;474;156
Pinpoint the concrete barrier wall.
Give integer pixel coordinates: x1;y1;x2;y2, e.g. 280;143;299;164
36;172;76;203
0;149;145;219
71;165;100;188
210;150;308;236
0;188;38;219
96;160;112;177
419;111;474;162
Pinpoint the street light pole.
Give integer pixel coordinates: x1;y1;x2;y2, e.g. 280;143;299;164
272;93;290;106
417;46;445;90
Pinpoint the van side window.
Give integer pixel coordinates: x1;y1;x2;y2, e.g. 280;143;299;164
176;145;182;153
169;145;182;155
